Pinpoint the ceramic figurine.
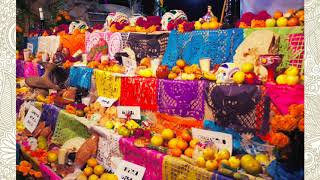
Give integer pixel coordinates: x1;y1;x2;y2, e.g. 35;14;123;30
215;63;239;84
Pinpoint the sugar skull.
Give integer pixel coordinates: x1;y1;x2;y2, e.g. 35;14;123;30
215;63;239;84
161;10;188;30
69;20;88;34
104;12;129;30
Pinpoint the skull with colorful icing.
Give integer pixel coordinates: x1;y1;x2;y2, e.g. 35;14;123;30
161;10;188;30
68;20;88;34
215;63;239;84
104;12;129;30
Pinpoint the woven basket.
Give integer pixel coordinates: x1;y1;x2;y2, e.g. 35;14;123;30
162;156;212;180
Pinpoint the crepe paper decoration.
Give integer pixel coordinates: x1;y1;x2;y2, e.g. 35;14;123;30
94;70;121;99
120;77;158;111
41;104;61;130
37;36;60;57
39;163;61;180
85;31;109;53
162;156;213;180
288;33;304;71
158;79;206;120
24;62;39;78
17;60;25;78
119;137;165;180
265;84;304;115
162;29;243;69
52;110;91;145
206;83;270;135
59;33;86;56
95;126;123;171
69;67;94;89
151;113;203;136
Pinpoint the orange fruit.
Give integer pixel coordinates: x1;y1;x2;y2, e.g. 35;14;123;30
93;165;105;176
176;59;186;68
172;66;182;74
83;167;93;176
171;148;182;157
295;10;304;18
168;138;179;149
184;148;194;158
181;131;192;142
288;17;299;26
87;158;98;167
168;72;177;80
189;139;199;148
177;138;188;151
274;10;283;19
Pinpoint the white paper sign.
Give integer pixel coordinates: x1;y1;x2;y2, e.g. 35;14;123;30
115;160;146;180
23;106;42;133
192;128;233;154
27;43;34;54
122;56;137;75
117;106;141;120
96;97;117;107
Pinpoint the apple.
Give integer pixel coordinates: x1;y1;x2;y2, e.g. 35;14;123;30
265;18;276;27
119;126;130;137
206;160;218;171
216;149;230;160
285;66;299;76
151;135;163;146
277;17;288;27
286;75;299;85
255;154;270;165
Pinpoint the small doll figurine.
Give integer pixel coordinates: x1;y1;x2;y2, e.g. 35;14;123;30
200;5;216;23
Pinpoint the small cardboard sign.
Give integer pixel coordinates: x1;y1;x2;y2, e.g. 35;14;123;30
23;105;41;133
96;96;117;107
27;43;34;54
192;128;233;154
117;106;141;120
115;160;146;180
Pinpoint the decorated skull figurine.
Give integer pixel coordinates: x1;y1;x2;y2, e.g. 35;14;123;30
161;10;188;30
215;63;239;84
104;12;129;30
69;20;88;34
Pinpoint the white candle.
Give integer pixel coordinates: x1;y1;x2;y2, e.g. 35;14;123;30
39;8;44;20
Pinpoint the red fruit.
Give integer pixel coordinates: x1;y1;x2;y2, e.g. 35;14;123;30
245;72;257;84
288;17;299;26
181;131;192;142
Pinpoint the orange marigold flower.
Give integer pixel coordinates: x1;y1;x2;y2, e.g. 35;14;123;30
270;132;290;148
271;114;298;132
298;118;304;132
288;104;304;118
239;22;249;28
251;20;266;28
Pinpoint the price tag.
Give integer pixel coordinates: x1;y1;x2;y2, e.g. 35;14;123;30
27;43;34;54
96;97;117;107
192;128;233;154
117;106;141;120
115;160;146;180
23;105;42;133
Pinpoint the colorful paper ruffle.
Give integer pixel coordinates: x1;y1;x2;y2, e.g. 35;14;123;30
158;79;206;120
94;70;121;99
69;67;94;89
120;77;158;111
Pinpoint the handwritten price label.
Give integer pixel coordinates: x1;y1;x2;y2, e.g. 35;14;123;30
192;128;233;154
117;106;141;120
115;160;146;180
96;97;117;107
23;106;41;133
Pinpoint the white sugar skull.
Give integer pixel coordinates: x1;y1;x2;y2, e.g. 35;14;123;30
161;10;188;30
69;20;88;34
215;63;239;84
104;12;129;30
